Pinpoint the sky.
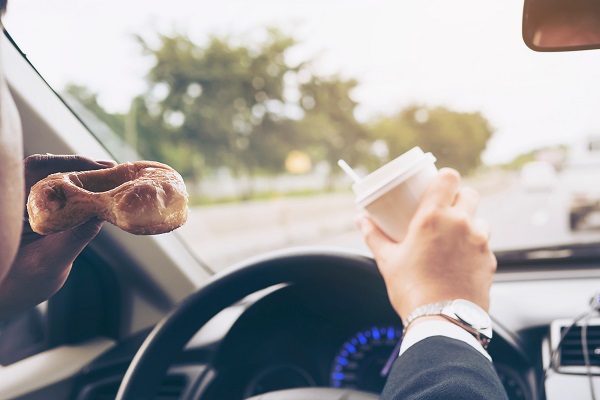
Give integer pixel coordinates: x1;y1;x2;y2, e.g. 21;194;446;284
5;0;600;164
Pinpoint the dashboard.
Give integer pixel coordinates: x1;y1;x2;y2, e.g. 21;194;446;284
190;282;534;400
65;255;600;400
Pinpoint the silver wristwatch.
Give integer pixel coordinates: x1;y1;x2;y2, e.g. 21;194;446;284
403;299;493;349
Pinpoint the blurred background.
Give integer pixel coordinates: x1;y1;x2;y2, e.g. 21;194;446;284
5;0;600;270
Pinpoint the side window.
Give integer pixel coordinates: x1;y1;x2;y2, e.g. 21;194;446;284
0;249;119;365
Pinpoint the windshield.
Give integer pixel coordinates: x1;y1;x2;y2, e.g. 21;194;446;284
5;0;600;269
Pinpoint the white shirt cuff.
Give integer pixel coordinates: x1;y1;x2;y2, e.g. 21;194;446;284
399;319;492;362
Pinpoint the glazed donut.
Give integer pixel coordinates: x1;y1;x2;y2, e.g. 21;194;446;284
27;161;189;235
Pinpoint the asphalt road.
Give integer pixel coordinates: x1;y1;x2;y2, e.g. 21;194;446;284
176;192;366;270
480;171;600;251
177;170;600;271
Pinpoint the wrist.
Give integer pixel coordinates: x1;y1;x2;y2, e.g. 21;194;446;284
401;299;493;349
402;315;447;335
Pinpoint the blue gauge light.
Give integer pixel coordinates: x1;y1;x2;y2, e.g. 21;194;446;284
330;325;402;393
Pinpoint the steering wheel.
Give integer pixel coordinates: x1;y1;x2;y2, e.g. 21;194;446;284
115;248;386;400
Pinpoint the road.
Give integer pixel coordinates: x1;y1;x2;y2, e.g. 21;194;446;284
176;170;600;271
480;170;600;251
176;192;367;270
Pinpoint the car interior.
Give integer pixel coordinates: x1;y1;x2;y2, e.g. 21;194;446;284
3;0;600;399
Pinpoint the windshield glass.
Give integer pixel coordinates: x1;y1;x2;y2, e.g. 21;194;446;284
6;0;600;269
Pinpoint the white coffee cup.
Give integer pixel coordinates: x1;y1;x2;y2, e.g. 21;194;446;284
353;147;438;242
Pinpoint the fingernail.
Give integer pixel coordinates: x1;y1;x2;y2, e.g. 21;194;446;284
97;160;117;166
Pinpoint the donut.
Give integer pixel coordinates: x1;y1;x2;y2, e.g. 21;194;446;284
27;161;189;235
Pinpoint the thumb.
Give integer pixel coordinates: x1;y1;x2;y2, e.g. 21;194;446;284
356;216;393;256
47;219;104;267
68;218;104;245
18;219;105;277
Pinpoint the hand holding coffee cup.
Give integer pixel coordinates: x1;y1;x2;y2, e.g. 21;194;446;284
340;147;438;242
356;168;496;322
347;151;496;324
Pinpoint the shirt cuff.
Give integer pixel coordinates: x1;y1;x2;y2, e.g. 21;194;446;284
399;319;492;362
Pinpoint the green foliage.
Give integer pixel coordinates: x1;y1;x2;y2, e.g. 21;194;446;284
64;29;496;196
502;151;536;170
299;75;371;172
135;29;300;182
500;145;567;170
369;105;494;174
64;84;126;135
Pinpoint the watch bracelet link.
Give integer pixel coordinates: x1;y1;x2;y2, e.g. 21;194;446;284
402;300;452;336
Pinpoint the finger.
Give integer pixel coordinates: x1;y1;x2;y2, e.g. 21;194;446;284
473;218;491;240
24;154;115;193
47;218;104;264
453;187;480;218
24;154;111;173
96;160;117;167
68;218;104;244
419;168;461;209
356;216;394;255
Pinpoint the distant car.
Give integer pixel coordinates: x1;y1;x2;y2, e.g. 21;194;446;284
519;161;557;191
564;136;600;230
569;191;600;230
566;168;600;231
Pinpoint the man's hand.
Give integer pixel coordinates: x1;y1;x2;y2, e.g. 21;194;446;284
357;168;496;323
0;154;115;319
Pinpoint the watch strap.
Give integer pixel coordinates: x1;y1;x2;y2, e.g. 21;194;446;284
402;300;492;349
403;300;452;335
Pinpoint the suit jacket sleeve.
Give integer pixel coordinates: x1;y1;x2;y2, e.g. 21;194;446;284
381;336;509;400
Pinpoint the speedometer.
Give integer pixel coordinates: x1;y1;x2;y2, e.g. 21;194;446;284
330;326;402;392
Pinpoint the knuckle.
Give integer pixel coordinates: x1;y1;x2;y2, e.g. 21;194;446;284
439;168;461;184
491;260;498;273
470;229;489;246
416;209;443;231
488;254;498;273
451;212;471;233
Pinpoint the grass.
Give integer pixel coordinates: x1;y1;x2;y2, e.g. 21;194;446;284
188;187;352;206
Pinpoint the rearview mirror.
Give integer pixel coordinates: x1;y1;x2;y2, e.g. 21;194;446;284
523;0;600;52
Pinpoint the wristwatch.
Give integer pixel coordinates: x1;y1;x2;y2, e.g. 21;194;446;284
403;299;493;349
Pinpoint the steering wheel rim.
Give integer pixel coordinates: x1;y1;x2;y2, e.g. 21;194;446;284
115;247;385;400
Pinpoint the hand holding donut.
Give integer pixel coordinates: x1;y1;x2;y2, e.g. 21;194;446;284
0;154;188;319
27;159;189;235
0;155;116;318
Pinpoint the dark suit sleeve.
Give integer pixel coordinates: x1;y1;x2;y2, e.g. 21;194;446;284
381;336;509;400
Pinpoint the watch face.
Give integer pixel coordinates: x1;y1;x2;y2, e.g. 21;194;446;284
452;299;491;329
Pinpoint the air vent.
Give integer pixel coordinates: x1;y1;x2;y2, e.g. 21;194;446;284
550;318;600;374
81;374;187;400
559;325;600;367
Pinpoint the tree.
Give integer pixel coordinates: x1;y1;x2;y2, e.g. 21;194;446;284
135;29;301;186
64;84;126;136
64;30;495;195
370;105;494;174
299;75;372;180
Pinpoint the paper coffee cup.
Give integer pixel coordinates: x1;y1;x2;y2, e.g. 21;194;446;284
353;147;437;242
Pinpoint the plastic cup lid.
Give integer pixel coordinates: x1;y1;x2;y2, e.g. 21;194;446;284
353;147;436;206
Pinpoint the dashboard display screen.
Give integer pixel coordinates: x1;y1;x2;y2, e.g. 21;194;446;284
330;326;402;392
